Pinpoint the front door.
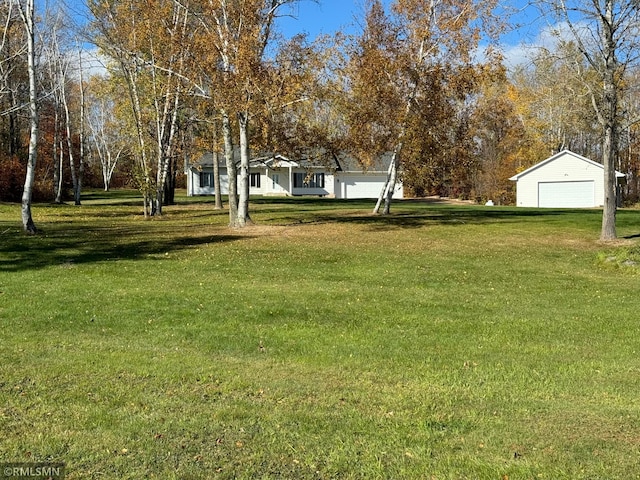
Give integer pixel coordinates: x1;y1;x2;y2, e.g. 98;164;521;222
272;173;283;193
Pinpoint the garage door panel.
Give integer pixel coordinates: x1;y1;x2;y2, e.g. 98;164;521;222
538;181;595;208
338;175;385;199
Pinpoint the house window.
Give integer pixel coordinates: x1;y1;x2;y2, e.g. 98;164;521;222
199;172;213;188
250;172;261;188
293;172;325;188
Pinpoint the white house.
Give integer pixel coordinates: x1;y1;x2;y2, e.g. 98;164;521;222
186;153;403;200
509;150;625;208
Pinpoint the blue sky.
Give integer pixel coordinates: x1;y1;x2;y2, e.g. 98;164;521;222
61;0;546;48
276;0;549;67
66;0;551;71
277;0;368;39
279;0;539;44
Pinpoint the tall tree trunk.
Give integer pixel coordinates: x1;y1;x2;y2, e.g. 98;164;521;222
163;157;176;205
222;110;238;226
213;127;223;210
372;37;426;215
155;93;180;215
383;153;399;215
213;149;223;209
56;138;64;203
20;0;37;234
76;48;86;206
62;82;80;206
601;81;618;240
124;62;152;217
599;0;618;241
374;147;399;214
236;111;251;227
53;106;63;203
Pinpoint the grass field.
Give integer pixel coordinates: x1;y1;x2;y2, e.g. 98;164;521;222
1;191;639;479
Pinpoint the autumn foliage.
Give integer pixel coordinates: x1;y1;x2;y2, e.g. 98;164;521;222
4;0;640;214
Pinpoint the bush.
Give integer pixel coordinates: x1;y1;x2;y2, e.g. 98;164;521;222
0;156;26;202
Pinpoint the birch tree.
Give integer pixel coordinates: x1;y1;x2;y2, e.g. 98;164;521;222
88;0;152;214
536;0;640;240
510;42;601;160
40;7;78;205
88;0;192;216
17;0;38;233
343;0;499;214
85;76;126;190
190;0;305;228
76;47;86;205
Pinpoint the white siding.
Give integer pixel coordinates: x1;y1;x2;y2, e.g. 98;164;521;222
188;161;403;200
188;169;229;196
514;151;605;207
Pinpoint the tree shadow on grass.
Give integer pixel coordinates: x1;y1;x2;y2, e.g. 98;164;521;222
180;195;596;229
0;223;248;272
280;205;586;230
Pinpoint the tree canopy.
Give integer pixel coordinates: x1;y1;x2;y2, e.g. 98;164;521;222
2;0;640;236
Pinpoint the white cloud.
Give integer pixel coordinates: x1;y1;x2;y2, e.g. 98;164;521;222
80;47;109;78
499;21;589;69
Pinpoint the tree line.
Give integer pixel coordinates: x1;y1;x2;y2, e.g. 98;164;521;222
2;0;640;239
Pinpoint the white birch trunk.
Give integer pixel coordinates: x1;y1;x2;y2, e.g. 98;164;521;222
155;94;180;216
19;0;37;234
126;63;153;217
53;104;63;203
61;78;79;205
236;111;251;227
76;48;85;205
373;37;427;215
374;150;397;214
383;153;399;215
213;127;223;209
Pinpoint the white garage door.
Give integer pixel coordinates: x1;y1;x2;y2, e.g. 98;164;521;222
336;175;385;199
538;181;595;208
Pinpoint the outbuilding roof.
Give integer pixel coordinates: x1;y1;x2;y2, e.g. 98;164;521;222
509;150;625;181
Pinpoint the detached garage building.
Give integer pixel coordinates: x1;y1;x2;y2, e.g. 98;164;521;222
509;150;625;208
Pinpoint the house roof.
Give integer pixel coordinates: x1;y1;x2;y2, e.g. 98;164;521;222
252;153;340;170
336;152;394;173
191;151;394;173
191;152;226;169
509;149;625;181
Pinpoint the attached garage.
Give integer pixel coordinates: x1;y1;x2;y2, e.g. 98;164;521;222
333;155;403;200
510;150;625;208
334;174;402;199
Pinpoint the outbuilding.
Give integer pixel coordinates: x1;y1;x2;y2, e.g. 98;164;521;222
509;150;625;208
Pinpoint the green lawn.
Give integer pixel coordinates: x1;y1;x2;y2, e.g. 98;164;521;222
1;192;639;479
